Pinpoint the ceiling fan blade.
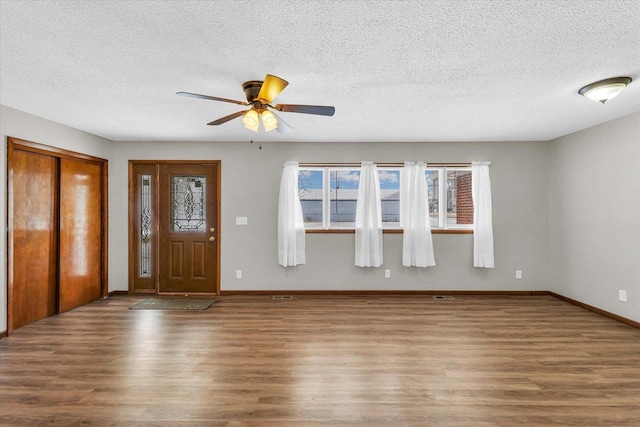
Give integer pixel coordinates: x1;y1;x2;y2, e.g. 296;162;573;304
274;104;335;116
257;74;288;103
207;110;247;126
270;111;292;134
177;92;249;106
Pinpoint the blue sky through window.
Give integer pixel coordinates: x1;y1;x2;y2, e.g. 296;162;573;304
299;169;400;190
298;170;322;190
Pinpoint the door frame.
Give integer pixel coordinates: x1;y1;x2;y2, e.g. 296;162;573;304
128;160;221;296
6;137;109;335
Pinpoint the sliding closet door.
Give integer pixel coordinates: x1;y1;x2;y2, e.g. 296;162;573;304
8;137;107;333
58;158;103;313
9;149;59;329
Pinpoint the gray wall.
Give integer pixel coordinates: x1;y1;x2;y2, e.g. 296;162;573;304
1;104;638;333
111;140;549;293
548;112;640;322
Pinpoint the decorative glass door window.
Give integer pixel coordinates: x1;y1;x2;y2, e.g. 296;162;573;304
171;176;206;232
139;174;152;277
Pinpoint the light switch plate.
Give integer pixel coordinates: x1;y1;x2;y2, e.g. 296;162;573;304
619;289;627;302
236;216;248;225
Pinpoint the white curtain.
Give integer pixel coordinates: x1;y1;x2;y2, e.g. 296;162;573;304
400;162;436;267
472;161;494;268
355;161;383;267
277;161;306;267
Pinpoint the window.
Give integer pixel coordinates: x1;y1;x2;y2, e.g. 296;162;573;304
298;164;472;232
298;169;323;228
445;168;473;227
379;169;401;228
330;169;360;228
427;167;473;229
298;167;364;229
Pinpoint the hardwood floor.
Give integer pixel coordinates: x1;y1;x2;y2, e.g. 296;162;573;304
1;295;639;426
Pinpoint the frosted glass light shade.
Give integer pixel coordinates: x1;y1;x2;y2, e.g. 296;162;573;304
242;109;260;132
579;77;632;104
261;110;278;132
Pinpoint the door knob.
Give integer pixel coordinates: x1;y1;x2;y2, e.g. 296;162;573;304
209;236;215;242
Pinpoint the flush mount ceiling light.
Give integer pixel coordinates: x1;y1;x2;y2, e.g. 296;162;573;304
579;77;632;104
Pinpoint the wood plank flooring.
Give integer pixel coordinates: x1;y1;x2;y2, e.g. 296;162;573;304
1;295;639;426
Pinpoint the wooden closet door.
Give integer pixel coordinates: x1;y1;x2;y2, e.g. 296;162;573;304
10;149;59;329
58;158;103;312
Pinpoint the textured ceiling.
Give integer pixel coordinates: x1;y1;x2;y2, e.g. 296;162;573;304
1;0;639;142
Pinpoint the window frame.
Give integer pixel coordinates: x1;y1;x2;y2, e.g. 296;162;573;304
298;166;364;229
298;163;474;234
430;166;474;231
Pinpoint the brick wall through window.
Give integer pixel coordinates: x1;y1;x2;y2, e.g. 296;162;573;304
456;171;473;224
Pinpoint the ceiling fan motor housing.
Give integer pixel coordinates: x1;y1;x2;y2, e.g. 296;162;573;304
242;80;264;103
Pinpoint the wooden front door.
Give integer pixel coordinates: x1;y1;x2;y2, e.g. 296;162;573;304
129;161;220;295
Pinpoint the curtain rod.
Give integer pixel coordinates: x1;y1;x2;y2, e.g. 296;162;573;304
299;162;472;168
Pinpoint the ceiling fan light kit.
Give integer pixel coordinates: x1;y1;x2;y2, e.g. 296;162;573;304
178;74;335;133
242;109;260;132
578;76;632;104
261;110;278;132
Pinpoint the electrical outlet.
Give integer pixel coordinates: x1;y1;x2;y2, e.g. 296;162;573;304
618;289;627;302
236;270;243;279
384;269;391;279
516;270;522;279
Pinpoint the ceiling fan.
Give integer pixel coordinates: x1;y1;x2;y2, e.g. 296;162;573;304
177;74;335;133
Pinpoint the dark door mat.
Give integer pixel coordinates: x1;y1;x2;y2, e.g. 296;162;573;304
129;298;217;310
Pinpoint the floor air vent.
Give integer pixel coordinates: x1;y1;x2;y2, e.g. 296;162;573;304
432;295;455;300
272;295;295;300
